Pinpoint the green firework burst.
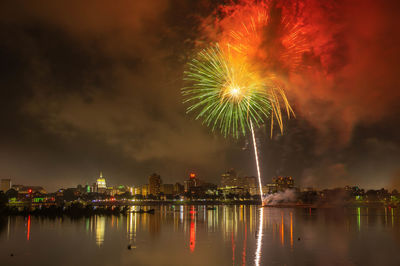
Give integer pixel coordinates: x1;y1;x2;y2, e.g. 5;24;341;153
182;45;273;138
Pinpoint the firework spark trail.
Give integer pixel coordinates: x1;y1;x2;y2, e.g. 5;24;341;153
250;120;263;201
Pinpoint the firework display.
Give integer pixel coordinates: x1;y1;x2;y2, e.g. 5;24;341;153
182;45;273;138
182;1;303;138
182;0;311;203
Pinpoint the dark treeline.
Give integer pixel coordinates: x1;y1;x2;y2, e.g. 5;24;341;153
0;200;131;217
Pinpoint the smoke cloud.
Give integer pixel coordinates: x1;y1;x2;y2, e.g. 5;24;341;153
263;189;297;205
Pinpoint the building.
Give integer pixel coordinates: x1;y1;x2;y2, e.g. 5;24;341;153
266;183;278;194
221;186;246;197
90;182;97;193
221;169;239;187
149;173;162;195
141;184;149;197
184;173;198;192
134;186;142;196
266;176;294;193
161;184;174;196
109;185;130;196
174;182;184;195
0;178;11;192
96;172;107;193
11;185;47;194
219;170;258;195
242;176;258;195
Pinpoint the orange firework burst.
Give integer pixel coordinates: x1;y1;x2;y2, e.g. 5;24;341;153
217;0;311;71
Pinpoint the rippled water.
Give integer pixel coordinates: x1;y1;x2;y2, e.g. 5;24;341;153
1;205;400;266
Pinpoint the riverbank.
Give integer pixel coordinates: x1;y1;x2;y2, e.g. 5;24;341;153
1;200;398;218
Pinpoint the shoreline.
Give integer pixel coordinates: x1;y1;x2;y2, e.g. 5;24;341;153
0;200;397;217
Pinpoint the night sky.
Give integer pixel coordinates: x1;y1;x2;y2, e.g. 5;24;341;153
0;0;399;192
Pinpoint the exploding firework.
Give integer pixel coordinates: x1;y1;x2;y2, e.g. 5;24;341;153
217;0;311;74
182;44;293;138
183;44;274;138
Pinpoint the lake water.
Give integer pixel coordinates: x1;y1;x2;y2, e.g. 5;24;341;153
0;205;400;266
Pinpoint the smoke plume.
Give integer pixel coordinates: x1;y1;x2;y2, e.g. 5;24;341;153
263;189;297;205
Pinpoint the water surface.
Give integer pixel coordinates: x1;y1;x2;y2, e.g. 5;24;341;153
1;205;399;265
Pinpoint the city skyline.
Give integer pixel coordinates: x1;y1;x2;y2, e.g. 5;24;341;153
2;169;398;194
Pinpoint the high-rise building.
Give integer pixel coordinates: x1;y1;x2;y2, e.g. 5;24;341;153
0;178;11;192
149;173;162;195
96;172;107;193
184;173;198;192
242;176;258;195
141;184;149;197
243;176;256;188
134;186;142;196
174;182;184;195
267;176;294;193
221;169;238;187
161;184;174;195
91;182;97;193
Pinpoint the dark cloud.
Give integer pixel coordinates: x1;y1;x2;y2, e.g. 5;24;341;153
0;0;399;191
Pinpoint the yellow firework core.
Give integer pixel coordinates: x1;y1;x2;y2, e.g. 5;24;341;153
230;86;240;96
218;52;265;104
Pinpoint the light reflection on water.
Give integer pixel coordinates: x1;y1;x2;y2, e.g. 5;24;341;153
95;216;105;247
0;206;400;266
254;207;263;266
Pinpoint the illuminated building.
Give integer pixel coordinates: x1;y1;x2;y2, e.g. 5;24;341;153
266;176;294;193
149;173;162;195
174;182;184;194
221;169;238;187
90;182;97;193
242;176;257;195
96;172;107;193
33;197;45;203
220;170;257;195
266;183;277;194
0;178;11;192
134;186;142;196
161;184;174;195
220;186;246;197
184;173;198;192
12;185;46;194
110;185;131;196
141;184;149;197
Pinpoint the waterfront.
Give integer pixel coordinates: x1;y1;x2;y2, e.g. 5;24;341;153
1;205;400;266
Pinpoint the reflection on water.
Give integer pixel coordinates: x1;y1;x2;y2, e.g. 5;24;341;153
254;207;263;266
26;215;31;241
95;216;105;247
0;206;400;265
190;206;196;252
